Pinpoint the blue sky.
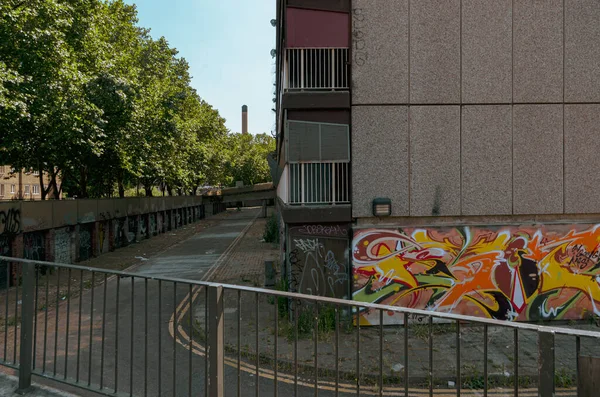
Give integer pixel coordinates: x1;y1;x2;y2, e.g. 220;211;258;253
125;0;277;135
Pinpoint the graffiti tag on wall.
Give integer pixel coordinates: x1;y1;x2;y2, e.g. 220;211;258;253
127;217;137;243
114;218;125;248
149;214;157;236
289;225;349;299
139;216;147;239
24;232;45;261
54;228;71;264
353;225;600;325
0;208;20;236
98;222;108;253
79;225;93;261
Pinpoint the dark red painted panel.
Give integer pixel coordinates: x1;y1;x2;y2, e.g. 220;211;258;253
286;7;349;48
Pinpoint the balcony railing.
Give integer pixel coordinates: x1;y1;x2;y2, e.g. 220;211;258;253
289;161;349;205
284;48;349;91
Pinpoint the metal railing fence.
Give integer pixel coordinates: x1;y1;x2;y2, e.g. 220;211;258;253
289;162;350;205
1;256;599;397
285;48;349;91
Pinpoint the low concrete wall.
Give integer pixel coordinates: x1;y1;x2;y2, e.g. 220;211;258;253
0;198;226;287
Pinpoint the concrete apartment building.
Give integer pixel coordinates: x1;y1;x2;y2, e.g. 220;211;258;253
0;165;58;201
274;0;600;325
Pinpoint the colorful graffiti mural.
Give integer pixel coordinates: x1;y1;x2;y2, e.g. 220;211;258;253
353;225;600;325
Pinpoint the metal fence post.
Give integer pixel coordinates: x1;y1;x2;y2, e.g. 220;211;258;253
538;331;555;397
16;262;35;393
208;285;224;397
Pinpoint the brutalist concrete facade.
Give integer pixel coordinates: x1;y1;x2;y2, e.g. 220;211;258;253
351;0;600;222
350;0;600;324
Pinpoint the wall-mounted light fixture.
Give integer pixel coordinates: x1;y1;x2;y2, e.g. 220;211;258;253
372;198;392;217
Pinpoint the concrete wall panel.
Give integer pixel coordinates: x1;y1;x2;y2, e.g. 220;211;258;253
52;201;77;228
565;105;600;213
21;201;53;232
410;0;460;103
140;197;150;214
461;106;512;215
174;196;186;209
410;106;461;216
513;105;563;214
513;0;563;102
164;197;174;210
113;199;128;218
127;198;141;216
351;0;408;104
97;199;114;221
77;200;98;224
565;0;600;102
351;106;408;217
462;0;512;103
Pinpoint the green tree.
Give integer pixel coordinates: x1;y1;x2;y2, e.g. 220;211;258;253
223;133;275;187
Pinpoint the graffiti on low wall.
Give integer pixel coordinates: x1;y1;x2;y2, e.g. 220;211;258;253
98;222;109;254
149;213;157;236
139;216;147;239
289;225;349;299
79;224;93;261
24;232;45;261
114;218;125;248
127;217;137;243
0;235;11;288
0;208;20;236
54;228;71;264
353;225;600;325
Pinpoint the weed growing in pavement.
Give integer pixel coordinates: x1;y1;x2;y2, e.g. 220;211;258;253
409;321;457;341
262;214;279;243
554;367;574;388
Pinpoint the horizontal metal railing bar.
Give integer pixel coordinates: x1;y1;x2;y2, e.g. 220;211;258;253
286;47;350;50
288;201;351;205
3;256;600;339
31;370;121;397
0;362;19;370
284;87;350;90
288;161;350;164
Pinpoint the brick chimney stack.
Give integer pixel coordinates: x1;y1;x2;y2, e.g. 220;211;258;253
242;105;248;134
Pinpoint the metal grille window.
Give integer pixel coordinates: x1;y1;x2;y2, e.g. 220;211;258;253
285;48;349;91
286;121;349;163
289;162;349;205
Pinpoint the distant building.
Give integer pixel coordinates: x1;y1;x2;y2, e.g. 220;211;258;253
0;166;60;200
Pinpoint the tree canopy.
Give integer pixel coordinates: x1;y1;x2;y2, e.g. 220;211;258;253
0;0;273;198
